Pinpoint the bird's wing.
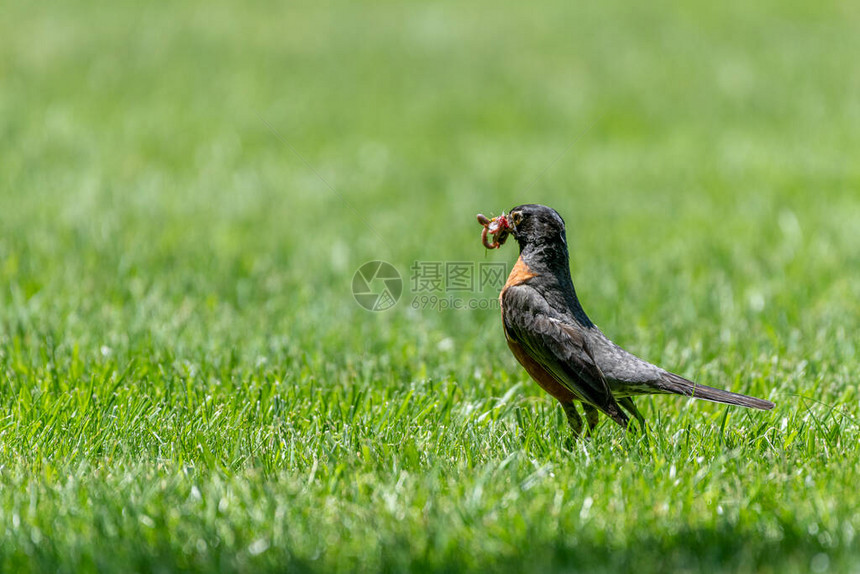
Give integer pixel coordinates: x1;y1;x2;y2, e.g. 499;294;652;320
502;284;629;427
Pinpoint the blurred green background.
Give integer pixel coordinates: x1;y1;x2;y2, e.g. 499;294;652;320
1;0;859;572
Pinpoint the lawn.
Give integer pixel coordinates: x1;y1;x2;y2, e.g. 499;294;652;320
1;0;859;572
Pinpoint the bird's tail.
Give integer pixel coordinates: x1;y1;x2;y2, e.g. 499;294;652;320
658;372;774;411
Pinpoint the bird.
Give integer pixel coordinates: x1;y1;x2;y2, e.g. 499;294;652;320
477;204;774;437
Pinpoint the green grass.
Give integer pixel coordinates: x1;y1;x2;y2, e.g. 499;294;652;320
2;0;860;571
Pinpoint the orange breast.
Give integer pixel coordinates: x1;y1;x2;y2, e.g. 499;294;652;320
498;256;576;402
499;255;538;306
505;330;578;403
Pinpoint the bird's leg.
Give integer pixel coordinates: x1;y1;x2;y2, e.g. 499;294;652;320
560;401;584;439
581;403;600;435
618;397;648;434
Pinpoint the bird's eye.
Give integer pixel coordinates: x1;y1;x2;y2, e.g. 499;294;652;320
512;211;523;225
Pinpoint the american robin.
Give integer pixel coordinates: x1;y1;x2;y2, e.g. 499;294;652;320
477;204;774;437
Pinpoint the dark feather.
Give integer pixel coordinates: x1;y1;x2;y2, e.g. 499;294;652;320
502;284;630;426
656;371;775;410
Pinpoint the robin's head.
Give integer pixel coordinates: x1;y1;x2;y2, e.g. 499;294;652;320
477;204;568;252
506;204;566;245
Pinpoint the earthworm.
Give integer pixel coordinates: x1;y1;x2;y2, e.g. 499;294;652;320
477;213;509;249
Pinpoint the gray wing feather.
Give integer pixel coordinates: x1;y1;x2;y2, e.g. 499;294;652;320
502;284;629;426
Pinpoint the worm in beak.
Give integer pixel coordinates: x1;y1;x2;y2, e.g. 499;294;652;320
477;213;511;249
